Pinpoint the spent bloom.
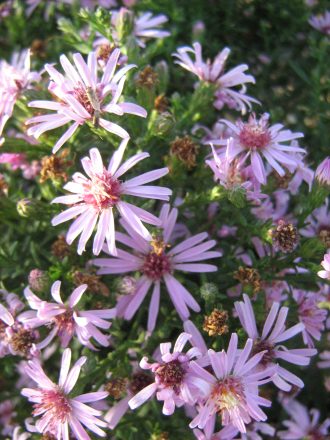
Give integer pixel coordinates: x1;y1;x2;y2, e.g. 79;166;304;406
173;42;259;113
235;293;316;391
189;333;275;434
309;10;330;35
128;332;202;415
93;204;221;332
315;156;330;185
21;348;108;439
318;253;330;280
210;113;305;184
277;399;330;439
26;50;147;153
51;140;171;255
18;280;116;349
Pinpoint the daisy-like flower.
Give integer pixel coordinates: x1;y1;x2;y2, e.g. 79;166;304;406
21;348;108;439
278;399;330;439
189;333;275;434
300;201;330;248
210;113;305;184
316;156;330;185
26;50;147;153
93;204;221;332
318;253;330;280
18;280;116;349
309;10;330;35
235;294;317;391
51;141;171;255
292;289;327;347
128;332;202;415
173;42;259;113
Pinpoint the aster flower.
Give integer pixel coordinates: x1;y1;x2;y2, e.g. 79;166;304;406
18;280;116;349
21;348;108;439
235;294;317;391
292;289;327;347
309;10;330;35
173;42;259;113
300;201;330;248
318;253;330;280
210;113;305;184
128;332;202;415
93;204;221;332
51;141;171;255
315;156;330;185
189;333;275;434
278;399;330;439
26;50;147;153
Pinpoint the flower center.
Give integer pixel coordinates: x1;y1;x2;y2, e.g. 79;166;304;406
10;326;37;357
142;236;172;280
251;339;275;365
239;123;271;150
34;388;71;427
83;170;121;211
211;376;245;414
129;372;154;395
155;360;185;388
306;431;327;440
53;310;75;339
72;84;102;117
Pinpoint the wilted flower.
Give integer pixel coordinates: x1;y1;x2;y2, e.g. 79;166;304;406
173;42;259;113
51;141;171;255
210;113;305;184
21;348;108;439
235;293;316;391
18;280;116;349
189;333;275;433
271;219;299;253
93;204;221;332
26;50;147;153
128;333;202;415
315;156;330;185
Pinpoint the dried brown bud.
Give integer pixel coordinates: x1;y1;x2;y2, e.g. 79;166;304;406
51;236;72;258
40;149;72;183
271;220;299;253
31;39;46;58
129;372;153;395
72;271;110;297
234;266;261;294
170;136;197;168
154;94;169;113
318;227;330;248
10;327;37;357
203;309;229;336
105;377;128;399
136;66;159;90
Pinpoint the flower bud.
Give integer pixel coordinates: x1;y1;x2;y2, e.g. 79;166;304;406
200;282;218;302
315;157;330;186
28;269;50;293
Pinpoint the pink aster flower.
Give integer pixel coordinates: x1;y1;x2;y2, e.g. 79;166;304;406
18;280;116;349
128;332;202;415
318;253;330;280
316;156;330;185
210;113;305;184
26;50;147;153
21;348;108;439
278;399;330;439
309;10;330;35
173;42;259;113
189;333;275;434
51;141;171;255
235;294;316;391
292;289;327;347
93;204;221;332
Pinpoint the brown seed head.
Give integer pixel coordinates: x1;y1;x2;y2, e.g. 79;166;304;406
271;219;299;253
105;377;128;400
72;271;110;297
234;266;261;294
170;136;197;168
203;309;229;336
154;94;169;113
136;66;159;90
51;236;71;259
40;149;72;183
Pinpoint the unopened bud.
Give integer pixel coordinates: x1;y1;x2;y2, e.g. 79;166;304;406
28;269;50;293
200;282;218;302
115;7;134;43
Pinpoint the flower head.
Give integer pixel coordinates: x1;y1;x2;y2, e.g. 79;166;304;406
128;332;202;415
301;201;330;248
51;140;171;255
210;113;305;184
26;50;147;153
18;280;116;349
21;348;108;439
93;204;221;332
173;42;259;113
189;333;275;434
235;294;316;391
309;10;330;35
315;156;330;186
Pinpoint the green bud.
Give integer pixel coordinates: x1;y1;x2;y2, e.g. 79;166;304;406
200;282;218;303
150;111;175;137
16;198;37;218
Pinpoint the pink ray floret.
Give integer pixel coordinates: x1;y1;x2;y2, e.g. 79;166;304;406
26;50;147;153
51;140;171;255
189;333;275;434
318;253;330;280
235;293;317;391
128;332;202;415
173;42;259;113
93;204;221;332
18;280;116;349
21;348;108;439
